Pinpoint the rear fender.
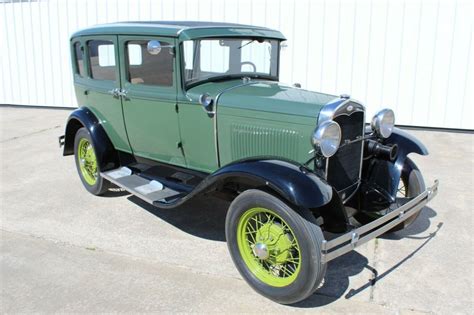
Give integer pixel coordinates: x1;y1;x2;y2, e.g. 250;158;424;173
63;107;118;170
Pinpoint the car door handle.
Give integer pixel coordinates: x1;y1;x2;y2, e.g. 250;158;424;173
108;88;120;98
117;89;128;97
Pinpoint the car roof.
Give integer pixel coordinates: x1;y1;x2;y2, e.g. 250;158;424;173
71;21;286;41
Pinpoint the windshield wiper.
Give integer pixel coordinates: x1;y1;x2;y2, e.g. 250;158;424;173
186;73;277;89
238;39;256;49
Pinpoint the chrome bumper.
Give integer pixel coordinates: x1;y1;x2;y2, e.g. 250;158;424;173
321;179;439;263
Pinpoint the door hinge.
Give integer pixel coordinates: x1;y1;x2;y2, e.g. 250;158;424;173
175;103;179;113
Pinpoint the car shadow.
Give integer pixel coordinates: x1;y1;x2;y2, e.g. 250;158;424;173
380;206;438;240
101;187;131;198
128;194;229;242
125;194;440;308
293;206;441;307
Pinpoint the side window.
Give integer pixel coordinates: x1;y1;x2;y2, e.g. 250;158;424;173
73;42;85;77
88;40;116;81
126;40;174;86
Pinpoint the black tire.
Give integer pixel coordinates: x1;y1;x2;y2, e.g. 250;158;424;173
388;157;425;232
225;189;326;304
74;127;110;195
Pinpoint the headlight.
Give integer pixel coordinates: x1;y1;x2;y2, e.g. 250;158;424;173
312;120;341;158
371;109;395;138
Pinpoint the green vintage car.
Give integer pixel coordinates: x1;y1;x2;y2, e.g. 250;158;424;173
60;21;438;304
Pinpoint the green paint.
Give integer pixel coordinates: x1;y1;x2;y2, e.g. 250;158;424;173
213;81;335;166
77;138;98;186
71;22;285;41
237;207;301;287
117;36;186;166
71;23;336;173
74;35;132;153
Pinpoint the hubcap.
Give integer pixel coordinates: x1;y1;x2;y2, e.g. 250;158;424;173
253;243;269;260
77;138;98;186
236;207;301;287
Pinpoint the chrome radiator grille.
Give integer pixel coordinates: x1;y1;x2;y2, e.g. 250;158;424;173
326;109;364;199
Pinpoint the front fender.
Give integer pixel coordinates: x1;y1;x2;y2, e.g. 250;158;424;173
210;158;333;209
157;158;334;211
385;127;428;197
63;107;118;170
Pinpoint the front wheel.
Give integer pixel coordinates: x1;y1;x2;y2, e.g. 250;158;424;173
74;127;109;195
388;157;425;232
225;189;326;304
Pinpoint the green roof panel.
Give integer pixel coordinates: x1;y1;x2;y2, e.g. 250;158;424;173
71;21;286;41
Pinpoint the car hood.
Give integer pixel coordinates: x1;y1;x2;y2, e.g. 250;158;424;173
186;80;336;118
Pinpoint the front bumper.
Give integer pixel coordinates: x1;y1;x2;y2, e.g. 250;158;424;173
321;179;439;263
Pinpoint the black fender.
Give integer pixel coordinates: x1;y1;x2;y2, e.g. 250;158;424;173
63;107;118;170
362;126;428;201
386;127;428;196
155;158;334;213
209;158;333;208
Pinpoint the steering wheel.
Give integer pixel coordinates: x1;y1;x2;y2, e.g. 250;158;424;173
241;61;257;72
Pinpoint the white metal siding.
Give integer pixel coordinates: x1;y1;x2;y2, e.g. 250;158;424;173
0;0;472;129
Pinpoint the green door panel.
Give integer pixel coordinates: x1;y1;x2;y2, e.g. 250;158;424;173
73;82;88;108
118;36;185;167
80;35;132;153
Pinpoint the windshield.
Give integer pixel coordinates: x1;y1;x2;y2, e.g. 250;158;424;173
182;38;280;88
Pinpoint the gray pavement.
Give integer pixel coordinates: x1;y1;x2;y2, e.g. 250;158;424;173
0;107;473;314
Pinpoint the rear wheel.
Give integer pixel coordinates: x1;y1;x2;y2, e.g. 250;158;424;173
225;189;326;304
74;127;109;195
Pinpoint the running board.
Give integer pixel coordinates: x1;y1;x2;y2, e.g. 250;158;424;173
101;167;182;205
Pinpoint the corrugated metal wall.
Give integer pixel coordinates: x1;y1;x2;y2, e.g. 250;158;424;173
0;0;472;129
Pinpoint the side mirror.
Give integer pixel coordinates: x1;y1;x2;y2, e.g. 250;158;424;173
147;40;162;55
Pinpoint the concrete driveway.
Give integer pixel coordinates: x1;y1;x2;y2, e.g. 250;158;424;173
1;107;472;313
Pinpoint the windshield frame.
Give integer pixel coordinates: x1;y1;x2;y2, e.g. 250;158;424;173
179;37;281;90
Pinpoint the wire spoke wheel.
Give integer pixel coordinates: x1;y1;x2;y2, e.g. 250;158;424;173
77;138;98;186
396;177;407;197
237;207;301;287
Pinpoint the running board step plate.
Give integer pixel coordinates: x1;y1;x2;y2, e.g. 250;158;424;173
101;167;181;204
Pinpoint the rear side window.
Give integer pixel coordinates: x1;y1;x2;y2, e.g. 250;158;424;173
73;42;85;77
126;40;174;86
88;40;116;81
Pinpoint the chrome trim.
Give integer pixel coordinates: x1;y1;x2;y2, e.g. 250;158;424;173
371;108;395;138
338;180;361;201
319;98;366;198
213;80;257;167
58;135;65;148
311;120;342;158
318;97;365;125
320;180;439;263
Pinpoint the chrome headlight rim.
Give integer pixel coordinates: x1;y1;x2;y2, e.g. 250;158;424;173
312;120;342;158
371;108;395;138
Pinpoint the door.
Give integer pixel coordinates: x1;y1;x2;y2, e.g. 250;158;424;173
82;36;131;153
118;36;185;167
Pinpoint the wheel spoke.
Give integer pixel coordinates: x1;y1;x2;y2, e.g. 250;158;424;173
238;207;302;285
